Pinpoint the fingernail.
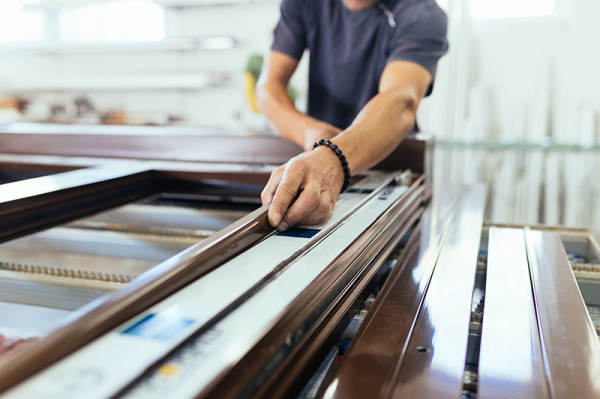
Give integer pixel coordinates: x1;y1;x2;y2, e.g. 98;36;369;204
271;212;282;226
278;222;289;231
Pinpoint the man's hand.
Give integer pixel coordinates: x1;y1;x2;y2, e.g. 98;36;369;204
261;147;345;231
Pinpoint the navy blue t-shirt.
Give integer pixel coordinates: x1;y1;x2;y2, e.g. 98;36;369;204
271;0;449;130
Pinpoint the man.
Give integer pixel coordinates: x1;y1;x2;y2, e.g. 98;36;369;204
257;0;448;231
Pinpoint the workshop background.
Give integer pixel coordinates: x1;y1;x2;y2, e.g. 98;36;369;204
0;0;598;228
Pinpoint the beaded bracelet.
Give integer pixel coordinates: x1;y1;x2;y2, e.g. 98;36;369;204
312;139;352;193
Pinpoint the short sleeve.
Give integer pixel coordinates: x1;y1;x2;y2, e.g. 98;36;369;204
388;3;449;96
271;0;307;61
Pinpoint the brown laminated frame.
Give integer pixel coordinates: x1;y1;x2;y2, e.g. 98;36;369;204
0;124;430;174
0;125;432;396
328;191;600;398
321;184;485;398
480;227;600;398
524;228;600;398
0;163;274;394
198;176;429;399
0;169;428;396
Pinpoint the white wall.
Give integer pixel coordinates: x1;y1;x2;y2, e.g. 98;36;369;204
0;1;283;130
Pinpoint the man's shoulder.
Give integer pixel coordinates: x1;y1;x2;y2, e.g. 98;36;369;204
389;0;447;27
389;0;446;15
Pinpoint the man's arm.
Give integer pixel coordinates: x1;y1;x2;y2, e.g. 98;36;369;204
328;60;431;173
261;60;432;231
256;50;342;151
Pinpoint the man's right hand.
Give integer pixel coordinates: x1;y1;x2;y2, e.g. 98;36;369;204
261;145;346;231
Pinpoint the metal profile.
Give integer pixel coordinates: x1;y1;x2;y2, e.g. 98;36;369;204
478;227;549;398
324;184;486;398
525;229;600;398
0;168;274;394
202;177;428;398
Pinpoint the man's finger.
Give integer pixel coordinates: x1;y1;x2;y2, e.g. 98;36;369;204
261;167;283;205
268;164;305;227
278;180;321;230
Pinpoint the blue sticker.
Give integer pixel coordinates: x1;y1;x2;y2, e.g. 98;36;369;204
346;188;374;194
122;314;194;341
277;227;320;239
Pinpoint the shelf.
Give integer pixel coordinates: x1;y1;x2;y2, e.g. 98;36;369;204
0;72;228;92
435;139;600;152
0;37;236;56
23;0;267;11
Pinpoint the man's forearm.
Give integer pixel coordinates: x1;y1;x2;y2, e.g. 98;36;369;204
331;86;419;176
257;80;307;146
257;81;342;150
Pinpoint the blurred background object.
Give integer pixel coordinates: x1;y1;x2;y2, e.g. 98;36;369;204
0;0;597;228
